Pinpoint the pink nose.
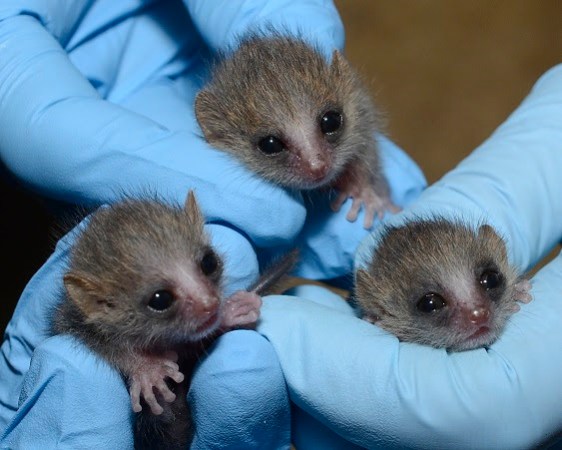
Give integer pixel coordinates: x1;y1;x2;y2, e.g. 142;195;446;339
468;306;490;326
309;168;328;181
305;158;329;181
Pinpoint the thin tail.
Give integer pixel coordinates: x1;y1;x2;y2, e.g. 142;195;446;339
249;249;300;296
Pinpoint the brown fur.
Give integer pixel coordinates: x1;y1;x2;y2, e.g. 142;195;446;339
355;218;529;351
195;34;387;193
54;193;218;449
55;193;221;353
53;192;297;448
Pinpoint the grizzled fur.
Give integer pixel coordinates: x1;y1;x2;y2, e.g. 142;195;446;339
53;193;297;448
54;196;222;352
355;218;530;351
195;33;388;194
53;195;218;449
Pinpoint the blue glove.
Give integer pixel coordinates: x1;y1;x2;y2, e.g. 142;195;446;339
0;219;291;449
0;0;310;247
0;0;424;279
1;331;289;450
259;64;562;448
0;0;425;446
0;0;336;446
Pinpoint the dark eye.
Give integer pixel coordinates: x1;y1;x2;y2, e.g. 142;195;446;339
200;251;219;276
148;290;174;312
480;270;501;290
257;136;286;155
417;293;447;313
320;110;343;134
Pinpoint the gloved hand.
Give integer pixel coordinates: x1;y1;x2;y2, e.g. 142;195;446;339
0;219;291;449
0;0;336;446
0;0;425;446
0;0;424;279
259;64;562;449
0;330;290;450
0;0;311;248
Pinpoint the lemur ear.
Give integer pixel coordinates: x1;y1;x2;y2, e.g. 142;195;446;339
64;272;113;321
477;224;507;259
184;190;205;232
195;89;221;142
330;50;351;76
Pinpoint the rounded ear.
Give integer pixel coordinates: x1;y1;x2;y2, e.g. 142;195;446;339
184;190;205;231
194;90;219;142
354;269;383;322
330;49;351;75
477;224;499;240
477;224;507;258
64;272;112;320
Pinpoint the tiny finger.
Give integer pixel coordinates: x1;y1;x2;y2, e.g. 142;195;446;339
331;193;348;212
363;206;376;229
142;385;163;415
162;359;180;372
346;200;361;222
237;311;259;325
156;381;177;403
130;382;142;413
165;368;185;384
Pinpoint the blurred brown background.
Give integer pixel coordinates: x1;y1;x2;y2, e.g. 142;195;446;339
336;0;561;182
2;2;561;332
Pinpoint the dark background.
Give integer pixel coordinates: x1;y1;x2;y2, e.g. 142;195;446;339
2;1;562;332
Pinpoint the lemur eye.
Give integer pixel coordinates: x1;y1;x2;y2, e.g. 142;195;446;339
417;293;447;313
320;110;343;134
200;250;219;276
480;270;501;290
257;136;286;155
148;290;174;312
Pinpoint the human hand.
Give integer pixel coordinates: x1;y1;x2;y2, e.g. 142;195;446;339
0;0;315;250
259;63;562;448
0;0;348;445
0;212;292;448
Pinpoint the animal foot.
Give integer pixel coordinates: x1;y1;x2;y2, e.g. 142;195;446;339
331;186;400;229
221;291;262;329
129;350;185;415
514;278;533;304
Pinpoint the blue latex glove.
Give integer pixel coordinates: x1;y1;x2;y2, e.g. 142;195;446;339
0;0;335;446
0;0;424;279
259;64;562;449
0;0;425;446
1;329;290;450
0;219;292;449
1;331;289;450
0;0;309;248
